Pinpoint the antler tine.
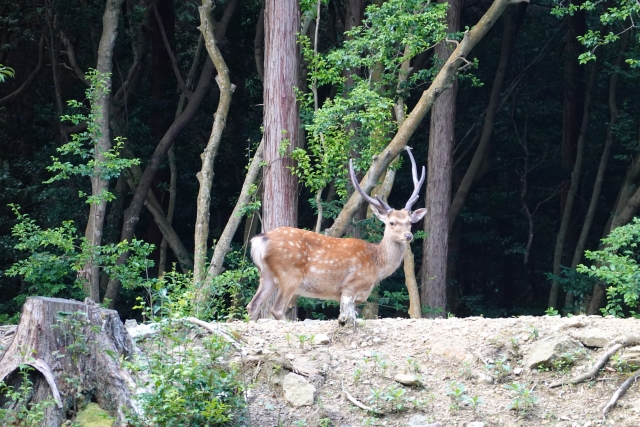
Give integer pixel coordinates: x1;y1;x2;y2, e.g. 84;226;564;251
349;159;392;213
404;147;426;211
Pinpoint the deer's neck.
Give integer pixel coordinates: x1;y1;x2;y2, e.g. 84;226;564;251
374;236;407;281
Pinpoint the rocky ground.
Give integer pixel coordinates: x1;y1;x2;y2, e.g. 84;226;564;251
219;315;640;427
2;315;640;427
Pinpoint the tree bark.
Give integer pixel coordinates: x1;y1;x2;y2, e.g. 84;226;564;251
0;297;137;426
203;140;264;288
82;0;125;303
258;0;301;320
548;61;599;309
325;0;529;239
193;0;237;287
420;0;462;317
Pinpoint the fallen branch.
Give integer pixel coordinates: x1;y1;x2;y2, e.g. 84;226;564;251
550;335;640;388
182;317;241;349
603;369;640;417
342;380;382;414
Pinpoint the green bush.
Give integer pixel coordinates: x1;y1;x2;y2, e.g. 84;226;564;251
578;217;640;317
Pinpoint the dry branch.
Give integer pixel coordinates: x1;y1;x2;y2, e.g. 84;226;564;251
550;336;640;388
603;370;640;417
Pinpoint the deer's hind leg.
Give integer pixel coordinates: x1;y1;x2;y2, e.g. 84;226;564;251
270;273;302;320
247;267;278;321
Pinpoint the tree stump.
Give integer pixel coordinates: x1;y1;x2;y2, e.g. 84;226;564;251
0;297;137;426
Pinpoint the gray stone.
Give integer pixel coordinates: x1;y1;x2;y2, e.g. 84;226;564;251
405;414;442;427
523;336;586;369
312;333;330;345
394;373;421;386
282;373;315;407
620;346;640;365
573;328;611;348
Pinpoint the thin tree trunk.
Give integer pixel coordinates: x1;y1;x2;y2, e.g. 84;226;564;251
158;35;203;276
0;36;45;105
565;31;629;313
193;0;237;287
548;61;599;309
420;0;462;317
203;140;264;287
103;1;238;307
81;0;124;302
325;0;527;239
449;3;527;228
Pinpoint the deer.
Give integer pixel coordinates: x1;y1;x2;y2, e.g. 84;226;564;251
247;147;427;326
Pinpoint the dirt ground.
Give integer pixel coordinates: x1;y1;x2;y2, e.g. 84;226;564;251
223;315;640;427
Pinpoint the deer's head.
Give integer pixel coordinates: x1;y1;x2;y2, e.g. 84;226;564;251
349;147;427;245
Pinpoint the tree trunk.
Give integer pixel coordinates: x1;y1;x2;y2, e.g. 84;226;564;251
82;0;125;303
193;0;236;287
202;140;264;287
103;0;238;307
565;30;629;313
0;297;137;426
548;61;598;309
449;3;527;228
325;0;526;239
259;0;301;320
420;0;462;317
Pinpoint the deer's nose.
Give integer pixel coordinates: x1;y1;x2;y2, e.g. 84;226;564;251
404;233;413;241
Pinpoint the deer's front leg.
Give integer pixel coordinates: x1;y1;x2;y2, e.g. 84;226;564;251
338;294;357;327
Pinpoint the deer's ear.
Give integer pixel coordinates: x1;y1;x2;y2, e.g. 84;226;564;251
410;208;427;223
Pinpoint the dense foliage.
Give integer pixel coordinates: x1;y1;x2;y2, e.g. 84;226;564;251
0;0;640;327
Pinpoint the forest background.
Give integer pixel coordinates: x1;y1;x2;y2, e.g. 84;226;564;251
1;0;640;325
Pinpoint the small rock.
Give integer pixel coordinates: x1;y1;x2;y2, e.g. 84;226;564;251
523;336;586;369
467;423;485;427
573;328;611;348
430;339;468;362
394;373;420;386
477;372;494;384
285;353;296;360
312;333;330;345
124;319;138;328
351;342;358;349
406;414;441;427
620;346;640;365
558;317;588;330
513;367;523;375
362;350;373;358
372;337;382;344
282;373;316;407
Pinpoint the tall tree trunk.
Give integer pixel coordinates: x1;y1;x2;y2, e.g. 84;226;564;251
449;3;527;227
565;31;629;313
548;61;599;309
420;0;462;317
259;0;301;319
82;0;125;302
193;0;236;288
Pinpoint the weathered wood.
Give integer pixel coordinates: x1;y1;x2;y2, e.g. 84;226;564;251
0;297;137;426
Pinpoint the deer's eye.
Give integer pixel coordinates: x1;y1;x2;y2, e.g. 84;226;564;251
389;221;396;226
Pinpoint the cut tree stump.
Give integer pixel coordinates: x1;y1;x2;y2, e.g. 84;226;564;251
0;297;138;426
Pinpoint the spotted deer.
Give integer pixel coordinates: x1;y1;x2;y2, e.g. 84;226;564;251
247;147;427;325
